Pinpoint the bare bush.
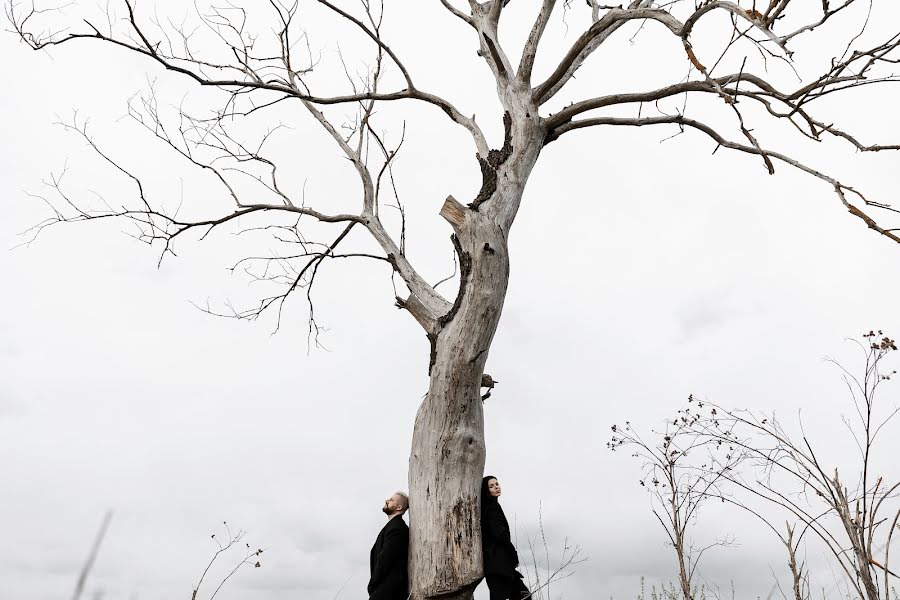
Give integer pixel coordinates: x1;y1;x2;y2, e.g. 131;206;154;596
610;414;743;600
515;506;585;600
683;332;899;600
192;521;264;600
621;332;899;600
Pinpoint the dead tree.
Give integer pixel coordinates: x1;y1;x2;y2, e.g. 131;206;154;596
683;332;900;600
8;1;900;598
609;413;742;600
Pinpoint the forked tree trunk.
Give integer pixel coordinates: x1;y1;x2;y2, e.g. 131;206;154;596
407;106;543;600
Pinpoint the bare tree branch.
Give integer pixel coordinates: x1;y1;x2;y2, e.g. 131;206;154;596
547;114;900;244
673;333;900;600
438;0;475;27
518;0;557;86
7;0;489;154
71;510;113;600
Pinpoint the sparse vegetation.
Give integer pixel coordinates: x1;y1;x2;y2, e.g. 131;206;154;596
615;333;900;600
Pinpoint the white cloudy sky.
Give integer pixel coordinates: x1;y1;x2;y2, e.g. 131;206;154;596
2;1;900;600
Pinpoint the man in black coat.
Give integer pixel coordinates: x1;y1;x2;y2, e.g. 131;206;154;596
368;492;410;600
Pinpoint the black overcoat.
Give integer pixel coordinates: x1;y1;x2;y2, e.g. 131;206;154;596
481;501;519;576
368;515;409;600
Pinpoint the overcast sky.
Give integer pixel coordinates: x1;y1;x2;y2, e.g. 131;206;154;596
2;2;900;600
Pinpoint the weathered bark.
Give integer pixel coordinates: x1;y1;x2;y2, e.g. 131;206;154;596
784;523;806;600
406;223;505;600
833;471;881;600
407;102;544;600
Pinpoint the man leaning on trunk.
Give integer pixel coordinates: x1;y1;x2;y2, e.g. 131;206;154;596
368;492;410;600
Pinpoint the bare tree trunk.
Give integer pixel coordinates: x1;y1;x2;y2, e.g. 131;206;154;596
407;108;543;600
833;472;881;600
673;524;692;600
784;523;806;600
406;225;505;600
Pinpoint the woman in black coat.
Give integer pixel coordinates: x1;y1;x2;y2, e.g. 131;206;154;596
481;475;531;600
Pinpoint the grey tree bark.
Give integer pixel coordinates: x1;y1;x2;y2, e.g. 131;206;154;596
408;100;544;599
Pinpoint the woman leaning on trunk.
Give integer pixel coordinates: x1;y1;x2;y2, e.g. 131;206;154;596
480;475;531;600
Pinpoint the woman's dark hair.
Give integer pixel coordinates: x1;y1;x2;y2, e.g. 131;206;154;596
481;475;499;512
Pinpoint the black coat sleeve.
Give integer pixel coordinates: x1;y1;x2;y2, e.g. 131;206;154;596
370;524;408;590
